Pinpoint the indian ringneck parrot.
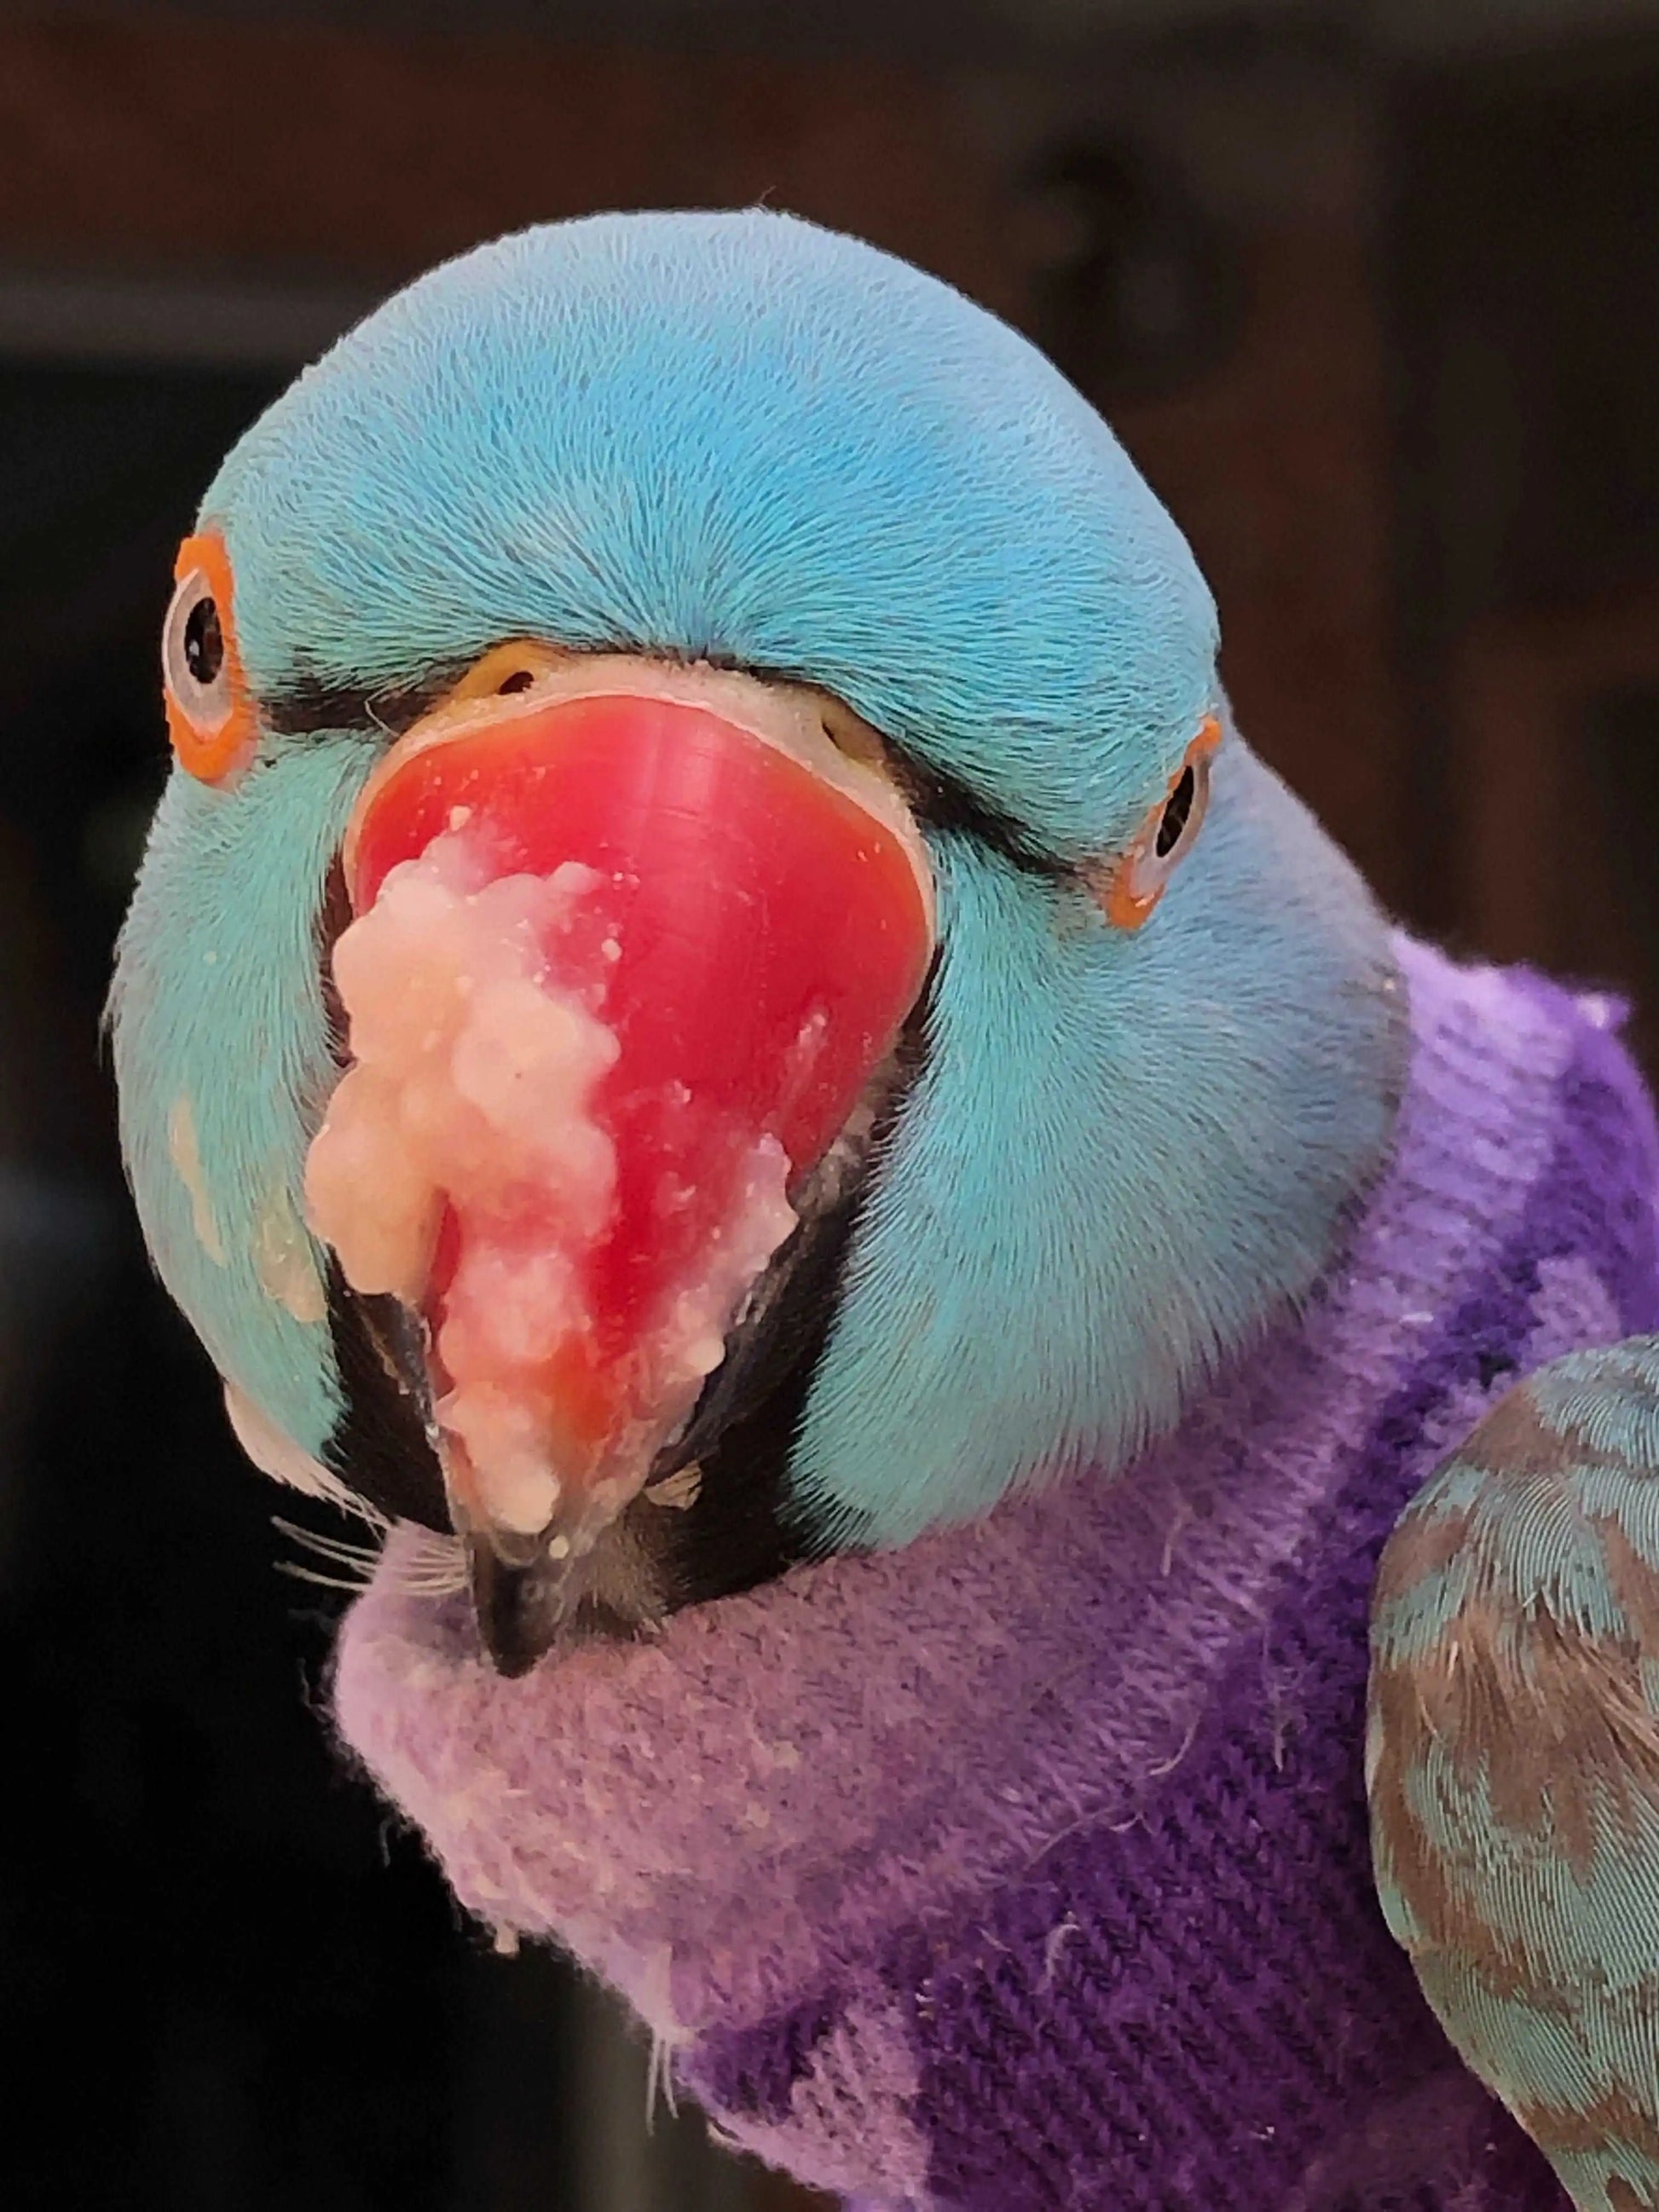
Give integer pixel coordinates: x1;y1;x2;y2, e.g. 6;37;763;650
109;211;1659;2211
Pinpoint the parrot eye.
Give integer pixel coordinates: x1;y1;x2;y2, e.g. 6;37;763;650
1155;764;1197;857
166;577;228;712
162;531;257;783
183;593;225;686
1093;713;1222;930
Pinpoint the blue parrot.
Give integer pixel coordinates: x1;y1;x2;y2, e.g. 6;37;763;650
107;211;1659;2206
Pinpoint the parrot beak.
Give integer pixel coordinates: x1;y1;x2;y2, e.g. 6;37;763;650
304;652;934;1672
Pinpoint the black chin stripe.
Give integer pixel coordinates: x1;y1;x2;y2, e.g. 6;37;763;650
623;1166;869;1600
621;970;934;1610
314;861;450;1530
321;1262;450;1532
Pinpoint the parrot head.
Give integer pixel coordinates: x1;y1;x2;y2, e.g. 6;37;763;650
111;210;1404;1672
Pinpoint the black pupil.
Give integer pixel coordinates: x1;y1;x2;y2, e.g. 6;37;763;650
183;595;224;688
1154;765;1195;858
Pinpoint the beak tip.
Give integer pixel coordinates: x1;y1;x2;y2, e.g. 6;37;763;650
466;1533;573;1678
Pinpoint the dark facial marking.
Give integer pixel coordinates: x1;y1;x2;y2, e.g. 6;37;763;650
616;969;935;1612
881;754;1071;881
321;1261;449;1532
269;630;1073;877
263;661;475;743
312;861;449;1528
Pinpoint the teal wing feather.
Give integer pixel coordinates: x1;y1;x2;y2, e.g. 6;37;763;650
1368;1337;1659;2212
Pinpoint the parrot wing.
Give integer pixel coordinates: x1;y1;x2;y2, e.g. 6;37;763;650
1368;1337;1659;2212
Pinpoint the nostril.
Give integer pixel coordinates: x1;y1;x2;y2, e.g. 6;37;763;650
497;669;535;696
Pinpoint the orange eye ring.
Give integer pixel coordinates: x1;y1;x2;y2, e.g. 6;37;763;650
163;529;257;783
1093;713;1223;931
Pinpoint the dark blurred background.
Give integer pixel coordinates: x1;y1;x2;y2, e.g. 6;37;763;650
3;2;1657;2206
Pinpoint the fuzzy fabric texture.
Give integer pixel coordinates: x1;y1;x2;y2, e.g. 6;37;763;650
334;935;1659;2210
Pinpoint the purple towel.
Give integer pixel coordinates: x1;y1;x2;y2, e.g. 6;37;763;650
333;937;1659;2209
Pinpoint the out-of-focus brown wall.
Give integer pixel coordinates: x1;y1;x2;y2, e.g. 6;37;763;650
0;23;1012;297
1107;85;1403;903
1390;30;1659;1054
0;18;1407;903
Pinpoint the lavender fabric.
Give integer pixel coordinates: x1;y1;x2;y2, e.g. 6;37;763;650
333;939;1659;2209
